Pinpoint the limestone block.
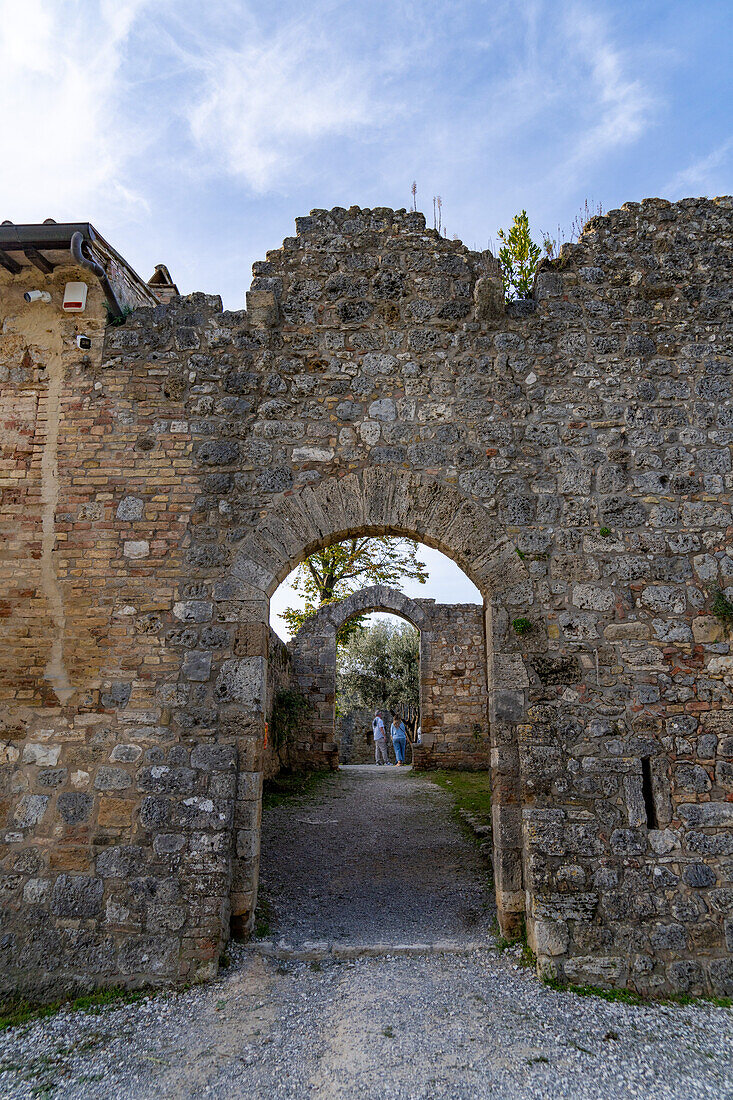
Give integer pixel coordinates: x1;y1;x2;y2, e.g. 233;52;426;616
51;874;104;918
692;615;725;643
532;918;569;957
22;743;61;766
13;795;49;828
116;496;144;521
214;657;265;707
123;540;150;560
473;275;504;324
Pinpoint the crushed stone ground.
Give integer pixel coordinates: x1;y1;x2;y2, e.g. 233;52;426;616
257;764;494;945
1;766;731;1099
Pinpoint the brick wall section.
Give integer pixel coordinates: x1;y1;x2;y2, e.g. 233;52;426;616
414;602;490;769
1;197;733;998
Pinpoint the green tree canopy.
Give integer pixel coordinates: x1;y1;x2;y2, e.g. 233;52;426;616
496;209;542;300
337;618;419;719
281;537;428;641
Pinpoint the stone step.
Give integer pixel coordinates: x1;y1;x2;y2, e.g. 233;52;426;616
239;938;498;962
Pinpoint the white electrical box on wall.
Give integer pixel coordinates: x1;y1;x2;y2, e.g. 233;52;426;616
63;282;88;312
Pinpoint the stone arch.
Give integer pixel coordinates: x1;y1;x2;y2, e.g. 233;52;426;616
298;583;430;634
225;470;530;941
289;585;432;766
230;467;526;599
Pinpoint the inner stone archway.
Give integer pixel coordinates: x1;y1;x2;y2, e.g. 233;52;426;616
288;583;492;770
291;585;427;769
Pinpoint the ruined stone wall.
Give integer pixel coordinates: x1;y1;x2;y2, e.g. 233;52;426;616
337;708;375;764
412;602;489;770
1;196;733;999
263;628;293;779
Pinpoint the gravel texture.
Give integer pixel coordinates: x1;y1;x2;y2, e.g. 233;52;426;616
258;764;494;946
1;766;731;1098
1;949;732;1099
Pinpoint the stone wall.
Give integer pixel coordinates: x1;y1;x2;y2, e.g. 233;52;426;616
413;602;490;770
337;708;375;764
263;628;293;779
1;196;733;999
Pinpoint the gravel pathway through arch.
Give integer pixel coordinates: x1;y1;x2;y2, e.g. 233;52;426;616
257;764;495;948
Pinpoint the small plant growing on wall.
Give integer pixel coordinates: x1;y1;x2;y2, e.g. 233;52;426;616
496;210;541;299
599;527;612;538
512;617;533;636
711;587;733;633
270;688;311;750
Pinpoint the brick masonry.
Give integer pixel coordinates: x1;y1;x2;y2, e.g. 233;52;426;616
1;197;733;999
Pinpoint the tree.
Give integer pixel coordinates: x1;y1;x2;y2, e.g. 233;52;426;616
496;210;541;300
281;537;428;640
337;619;419;719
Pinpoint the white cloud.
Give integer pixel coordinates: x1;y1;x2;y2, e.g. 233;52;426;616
549;4;655;180
0;0;150;221
185;19;385;192
664;137;733;198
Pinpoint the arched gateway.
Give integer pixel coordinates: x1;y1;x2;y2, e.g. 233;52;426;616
1;199;733;1000
287;583;492;769
221;469;528;940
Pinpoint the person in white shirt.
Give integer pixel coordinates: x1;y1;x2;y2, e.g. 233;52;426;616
372;710;390;765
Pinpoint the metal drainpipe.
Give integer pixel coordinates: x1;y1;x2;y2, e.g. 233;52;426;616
70;231;124;320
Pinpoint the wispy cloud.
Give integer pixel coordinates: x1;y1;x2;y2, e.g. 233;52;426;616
664;137;733;198
0;0;150;221
184;14;392;192
544;3;655;188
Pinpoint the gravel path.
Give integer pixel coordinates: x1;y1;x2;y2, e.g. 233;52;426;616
258;765;494;946
1;948;731;1099
1;766;731;1098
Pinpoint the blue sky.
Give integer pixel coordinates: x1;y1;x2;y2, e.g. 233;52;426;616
2;0;731;308
2;0;731;632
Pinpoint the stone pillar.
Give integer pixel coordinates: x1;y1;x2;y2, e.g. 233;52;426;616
485;601;526;938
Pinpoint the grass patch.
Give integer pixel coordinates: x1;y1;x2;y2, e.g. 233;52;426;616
0;985;150;1032
424;769;491;826
261;768;331;810
543;977;732;1009
495;923;536;969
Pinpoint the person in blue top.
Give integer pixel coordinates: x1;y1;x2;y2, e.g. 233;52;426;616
390;713;408;766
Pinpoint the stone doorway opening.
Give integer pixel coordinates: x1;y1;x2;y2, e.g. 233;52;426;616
256;764;497;951
335;610;420;767
228;472;531;942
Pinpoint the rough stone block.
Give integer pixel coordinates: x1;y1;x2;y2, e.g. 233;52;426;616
51;875;104;918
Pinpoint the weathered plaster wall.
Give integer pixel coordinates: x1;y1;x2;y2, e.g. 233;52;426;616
1;196;733;1000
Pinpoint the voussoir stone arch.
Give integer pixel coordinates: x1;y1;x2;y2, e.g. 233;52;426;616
229;467;528;600
299;584;430;634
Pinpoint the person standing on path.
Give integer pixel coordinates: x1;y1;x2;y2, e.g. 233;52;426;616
391;713;408;766
373;710;389;765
